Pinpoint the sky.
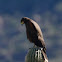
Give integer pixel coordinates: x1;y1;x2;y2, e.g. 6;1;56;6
0;0;62;62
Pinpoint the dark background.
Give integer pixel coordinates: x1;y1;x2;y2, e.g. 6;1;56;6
0;0;62;62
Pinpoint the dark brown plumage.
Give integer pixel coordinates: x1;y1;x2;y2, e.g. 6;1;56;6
21;17;46;53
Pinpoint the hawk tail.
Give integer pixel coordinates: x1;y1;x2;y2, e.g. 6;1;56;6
43;47;46;54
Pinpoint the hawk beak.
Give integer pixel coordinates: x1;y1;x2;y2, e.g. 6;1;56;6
21;21;24;24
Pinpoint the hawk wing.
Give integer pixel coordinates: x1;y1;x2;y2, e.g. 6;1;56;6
30;20;44;41
30;20;45;46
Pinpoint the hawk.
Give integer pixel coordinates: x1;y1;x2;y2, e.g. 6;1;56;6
21;17;46;53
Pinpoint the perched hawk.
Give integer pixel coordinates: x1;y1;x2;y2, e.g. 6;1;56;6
21;17;46;53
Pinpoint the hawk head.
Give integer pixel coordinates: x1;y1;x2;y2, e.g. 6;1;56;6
21;17;30;24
